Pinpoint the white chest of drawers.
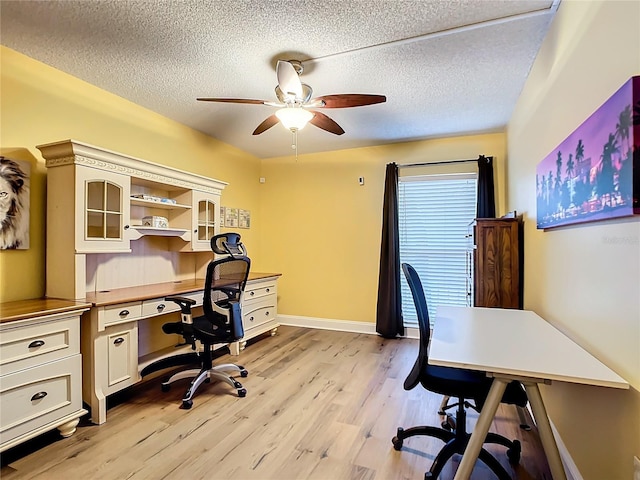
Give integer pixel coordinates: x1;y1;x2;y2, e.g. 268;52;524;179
0;299;90;452
231;276;279;354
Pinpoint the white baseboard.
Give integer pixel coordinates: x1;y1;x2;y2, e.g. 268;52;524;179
277;314;378;334
278;314;420;339
550;418;583;480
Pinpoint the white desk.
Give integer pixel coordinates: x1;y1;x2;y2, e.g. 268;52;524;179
429;306;629;480
81;273;280;424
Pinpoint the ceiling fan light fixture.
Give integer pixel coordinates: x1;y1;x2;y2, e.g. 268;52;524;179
275;107;313;131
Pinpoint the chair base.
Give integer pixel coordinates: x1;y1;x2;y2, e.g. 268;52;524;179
162;363;248;409
392;401;521;480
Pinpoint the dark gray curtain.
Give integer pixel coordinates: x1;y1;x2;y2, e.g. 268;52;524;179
477;155;496;218
376;163;403;338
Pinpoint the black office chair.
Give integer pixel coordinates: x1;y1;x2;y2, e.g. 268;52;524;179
392;263;528;480
141;234;251;409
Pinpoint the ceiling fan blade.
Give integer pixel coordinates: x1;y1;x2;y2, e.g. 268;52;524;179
197;98;268;105
253;115;279;135
276;60;303;98
313;94;387;108
309;111;345;135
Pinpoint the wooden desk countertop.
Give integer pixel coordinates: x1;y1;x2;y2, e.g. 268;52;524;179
0;298;93;324
0;273;281;319
85;272;281;307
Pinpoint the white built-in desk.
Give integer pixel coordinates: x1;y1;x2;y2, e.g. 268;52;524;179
430;306;629;480
81;272;280;425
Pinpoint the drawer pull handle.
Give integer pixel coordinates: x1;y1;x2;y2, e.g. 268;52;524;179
265;311;269;316
249;316;254;321
119;310;130;317
157;304;166;311
113;337;125;345
28;340;45;348
31;391;48;401
250;291;255;296
266;288;270;292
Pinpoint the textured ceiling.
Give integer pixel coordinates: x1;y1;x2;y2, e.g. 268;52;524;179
0;0;558;159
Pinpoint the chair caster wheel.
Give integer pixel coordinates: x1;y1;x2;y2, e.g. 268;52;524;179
161;383;170;392
425;473;435;479
507;439;521;464
391;436;403;450
392;428;404;450
238;388;247;397
240;369;248;377
181;400;193;409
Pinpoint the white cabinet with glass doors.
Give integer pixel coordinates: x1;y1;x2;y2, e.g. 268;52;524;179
38;139;227;300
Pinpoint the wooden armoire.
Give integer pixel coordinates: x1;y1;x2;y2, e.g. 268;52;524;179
472;216;523;309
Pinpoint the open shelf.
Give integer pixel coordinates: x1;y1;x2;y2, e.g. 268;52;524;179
128;226;190;241
130;197;191;210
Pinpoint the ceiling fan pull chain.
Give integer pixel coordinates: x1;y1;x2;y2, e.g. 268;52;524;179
290;130;298;162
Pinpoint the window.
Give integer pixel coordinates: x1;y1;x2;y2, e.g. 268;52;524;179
398;173;477;326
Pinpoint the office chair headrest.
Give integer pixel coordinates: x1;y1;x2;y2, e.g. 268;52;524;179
211;233;246;256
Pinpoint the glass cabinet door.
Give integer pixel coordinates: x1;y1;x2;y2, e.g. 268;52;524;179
197;199;216;242
86;180;123;240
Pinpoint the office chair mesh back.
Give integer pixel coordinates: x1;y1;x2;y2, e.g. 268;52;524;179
204;255;250;342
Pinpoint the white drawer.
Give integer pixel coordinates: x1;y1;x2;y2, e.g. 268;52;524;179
0;316;80;376
101;302;142;327
244;282;276;305
0;355;83;446
141;298;179;317
243;303;276;330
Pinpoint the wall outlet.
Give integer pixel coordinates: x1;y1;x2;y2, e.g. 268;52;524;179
634;456;640;480
259;177;265;184
358;176;365;186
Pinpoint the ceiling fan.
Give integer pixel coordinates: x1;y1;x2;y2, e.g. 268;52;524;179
197;60;386;136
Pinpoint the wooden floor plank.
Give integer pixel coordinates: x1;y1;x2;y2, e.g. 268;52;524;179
1;326;551;479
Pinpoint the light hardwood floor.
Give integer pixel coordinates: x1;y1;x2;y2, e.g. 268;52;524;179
1;326;551;480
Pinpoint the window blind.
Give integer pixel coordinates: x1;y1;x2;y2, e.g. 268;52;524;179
398;173;477;326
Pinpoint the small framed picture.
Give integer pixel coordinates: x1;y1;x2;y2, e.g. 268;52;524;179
224;207;239;227
239;209;251;228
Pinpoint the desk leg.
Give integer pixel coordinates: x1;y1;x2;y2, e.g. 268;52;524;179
453;378;508;480
524;382;567;480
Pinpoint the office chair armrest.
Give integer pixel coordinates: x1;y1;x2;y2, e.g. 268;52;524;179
165;296;197;315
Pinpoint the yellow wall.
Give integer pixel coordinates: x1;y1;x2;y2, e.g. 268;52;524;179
0;46;261;302
257;134;506;321
507;1;640;478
